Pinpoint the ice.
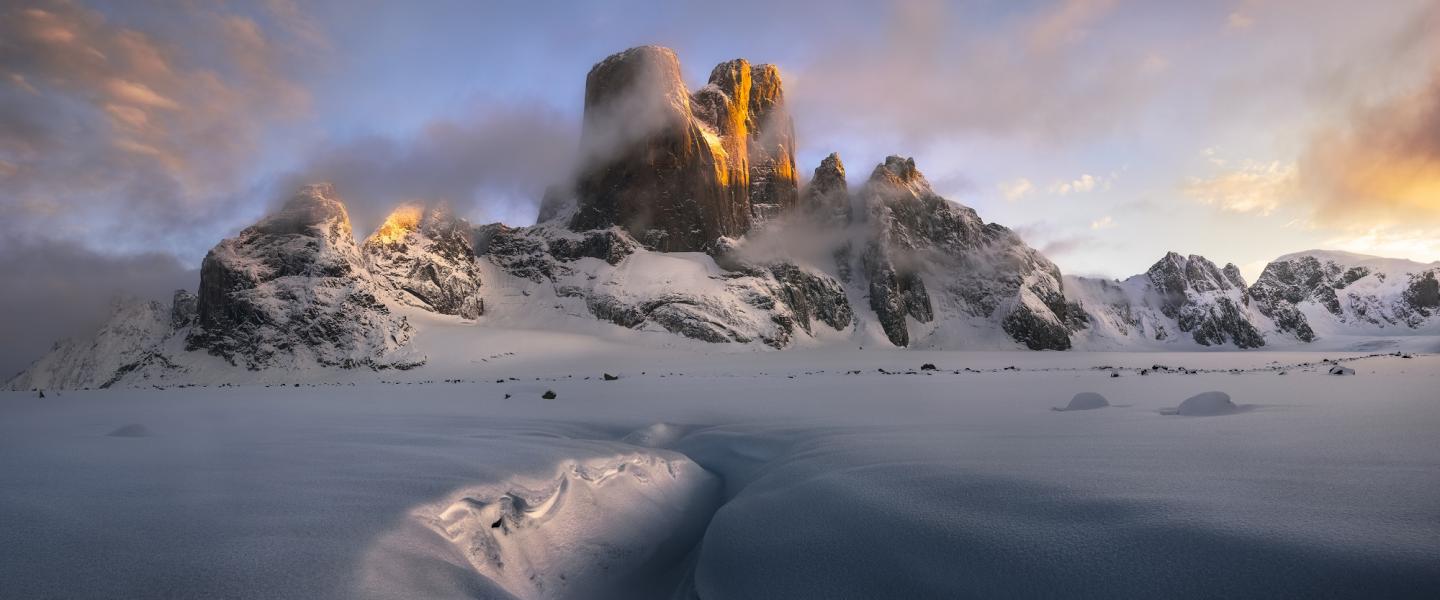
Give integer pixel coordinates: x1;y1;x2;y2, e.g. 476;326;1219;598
1054;392;1109;411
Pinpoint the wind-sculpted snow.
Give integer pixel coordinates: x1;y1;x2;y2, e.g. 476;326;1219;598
411;452;718;600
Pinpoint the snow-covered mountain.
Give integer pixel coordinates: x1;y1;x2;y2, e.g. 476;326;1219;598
1067;253;1265;349
9;46;1440;390
186;184;423;371
1249;250;1440;341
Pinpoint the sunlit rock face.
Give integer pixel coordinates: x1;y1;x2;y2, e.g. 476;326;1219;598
189;184;421;370
856;156;1076;349
570;46;800;250
571;46;746;251
745;63;799;224
364;204;485;319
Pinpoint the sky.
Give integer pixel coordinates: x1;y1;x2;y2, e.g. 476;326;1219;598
1;0;1438;375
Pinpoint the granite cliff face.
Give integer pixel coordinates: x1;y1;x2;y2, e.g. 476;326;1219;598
188;184;421;370
570;47;799;251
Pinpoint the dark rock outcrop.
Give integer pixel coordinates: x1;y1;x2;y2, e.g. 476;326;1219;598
571;46;750;251
569;47;799;250
189;184;420;370
170;289;197;329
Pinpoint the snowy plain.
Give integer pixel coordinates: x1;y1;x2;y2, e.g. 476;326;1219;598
3;320;1440;599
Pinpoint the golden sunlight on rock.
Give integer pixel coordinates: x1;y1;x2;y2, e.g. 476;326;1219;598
369;203;424;246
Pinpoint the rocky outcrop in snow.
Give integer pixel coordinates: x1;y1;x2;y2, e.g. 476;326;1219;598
188;184;422;370
363;204;485;319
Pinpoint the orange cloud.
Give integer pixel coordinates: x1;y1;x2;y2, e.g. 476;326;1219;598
1300;69;1440;229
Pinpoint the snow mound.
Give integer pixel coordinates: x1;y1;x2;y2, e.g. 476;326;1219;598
1054;392;1109;411
1164;391;1240;416
414;451;718;600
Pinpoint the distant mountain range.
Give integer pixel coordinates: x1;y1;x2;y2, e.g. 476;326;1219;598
10;46;1440;389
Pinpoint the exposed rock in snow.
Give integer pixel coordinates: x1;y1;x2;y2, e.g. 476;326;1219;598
188;184;422;371
1250;250;1440;342
363;203;485;319
1329;365;1355;375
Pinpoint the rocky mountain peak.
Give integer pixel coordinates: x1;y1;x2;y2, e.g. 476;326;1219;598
1139;252;1263;347
804;152;849;222
189;184;420;370
870;156;925;188
570;46;797;250
253;182;349;237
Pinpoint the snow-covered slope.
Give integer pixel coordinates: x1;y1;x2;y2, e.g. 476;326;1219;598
8;296;179;390
1250;250;1440;342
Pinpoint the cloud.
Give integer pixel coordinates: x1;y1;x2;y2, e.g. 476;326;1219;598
281;99;578;235
0;0;318;250
1050;173;1104;195
0;238;196;381
1182;160;1297;215
1089;215;1114;230
789;0;1151;148
998;178;1035;201
1226;12;1255;31
1299;68;1440;231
